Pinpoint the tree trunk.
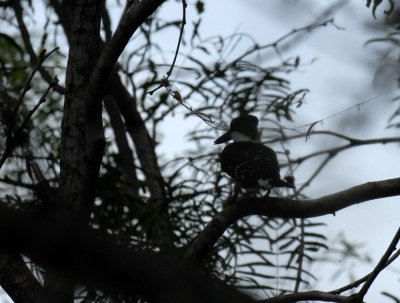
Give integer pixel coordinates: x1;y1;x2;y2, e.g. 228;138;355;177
38;1;103;302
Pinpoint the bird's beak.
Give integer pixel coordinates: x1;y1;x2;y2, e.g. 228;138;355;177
214;131;231;144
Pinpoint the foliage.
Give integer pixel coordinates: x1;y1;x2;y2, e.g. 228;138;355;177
365;8;400;129
366;0;395;18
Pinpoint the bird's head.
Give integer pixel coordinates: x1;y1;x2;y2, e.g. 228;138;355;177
214;115;259;144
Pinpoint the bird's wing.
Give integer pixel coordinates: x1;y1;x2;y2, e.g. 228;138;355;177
247;143;280;175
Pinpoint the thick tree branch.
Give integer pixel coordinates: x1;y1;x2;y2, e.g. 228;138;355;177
182;177;400;267
106;72;174;247
49;0;172;246
0;204;255;303
260;290;349;303
103;95;139;195
59;0;103;220
48;1;167;206
86;0;166;111
96;1;171;221
106;71;166;203
84;1;167;190
48;0;73;40
0;251;42;302
55;1;103;302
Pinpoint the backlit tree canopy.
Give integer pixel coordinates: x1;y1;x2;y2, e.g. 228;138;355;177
0;0;399;302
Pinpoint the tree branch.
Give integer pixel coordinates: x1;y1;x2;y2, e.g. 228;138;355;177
265;132;400;168
84;0;167;207
106;71;166;203
53;1;103;302
106;71;174;247
0;251;42;302
261;228;400;303
148;0;187;95
103;95;139;195
182;177;400;267
260;290;349;303
330;248;400;295
0;52;59;170
0;203;256;303
356;227;400;301
49;0;173;246
86;0;166;112
11;0;66;94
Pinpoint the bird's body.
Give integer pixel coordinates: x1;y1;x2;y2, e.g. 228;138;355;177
215;115;294;191
220;142;290;189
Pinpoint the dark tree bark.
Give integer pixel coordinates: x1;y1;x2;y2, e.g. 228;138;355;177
41;0;169;301
59;0;103;222
103;95;139;193
106;72;175;247
45;1;103;302
0;203;256;303
0;251;42;302
49;0;173;247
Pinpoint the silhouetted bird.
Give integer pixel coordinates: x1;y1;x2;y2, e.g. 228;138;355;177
214;115;294;191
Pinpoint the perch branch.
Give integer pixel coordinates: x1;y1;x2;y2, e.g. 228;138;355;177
260;290;349;303
182;177;400;267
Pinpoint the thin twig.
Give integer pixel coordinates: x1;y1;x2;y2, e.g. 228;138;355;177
263;130;370;145
150;77;221;129
292;218;305;293
276;128;305;293
230;19;337;67
0;177;37;190
0;49;59;170
289;135;400;167
263;240;400;303
11;0;66;94
274;96;380;136
12;48;59;120
20;76;59;131
149;19;339;130
296;153;334;192
145;0;221;129
148;0;187;95
330;247;400;295
166;0;186;78
357;227;400;300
